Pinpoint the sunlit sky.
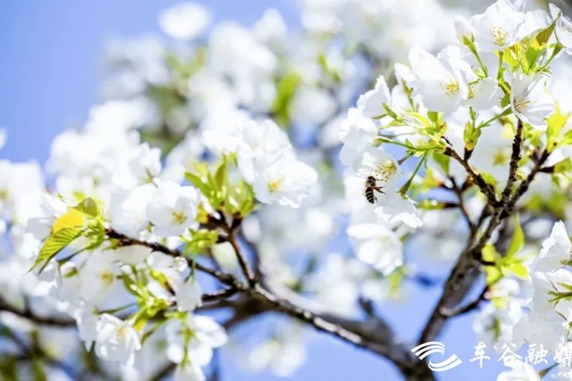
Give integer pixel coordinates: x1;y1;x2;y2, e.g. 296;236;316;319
0;1;508;380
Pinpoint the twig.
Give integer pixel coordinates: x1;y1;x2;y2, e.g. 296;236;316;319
500;119;524;204
418;121;540;346
105;228;244;289
439;287;488;317
217;217;257;288
0;297;75;327
201;288;239;303
450;177;476;234
106;229;434;379
443;143;498;204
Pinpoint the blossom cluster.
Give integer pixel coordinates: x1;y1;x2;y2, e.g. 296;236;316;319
3;0;572;380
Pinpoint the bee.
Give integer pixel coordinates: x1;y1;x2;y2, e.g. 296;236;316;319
364;175;385;204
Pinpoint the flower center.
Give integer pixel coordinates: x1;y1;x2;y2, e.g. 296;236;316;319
100;271;114;287
373;160;397;183
0;188;9;201
171;210;187;225
490;26;508;46
268;179;282;193
467;83;478;100
117;325;129;342
441;80;460;96
514;96;531;113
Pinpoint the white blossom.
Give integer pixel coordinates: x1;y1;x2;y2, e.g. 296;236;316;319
174;361;206;381
530;221;571;273
408;46;472;113
509;73;554;130
497;359;539;381
166;315;227;368
158;2;211;41
469;0;526;52
95;314;141;366
146;181;200;237
338;108;378;167
347;223;403;275
109;184;155;237
550;4;572;54
252;153;318;208
174;277;203;312
357;75;391;119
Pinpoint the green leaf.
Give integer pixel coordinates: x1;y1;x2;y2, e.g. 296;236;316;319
480;172;498;190
499;91;511;108
524;45;541;72
213;159;228;202
482;243;498;263
505;262;529;279
547;105;570;152
505;214;524;258
271;71;302;126
73;197;99;218
463;122;482;151
185;171;211;198
427;111;441;124
185;229;219;255
31;227;85;273
502;47;519;71
535;19;556;46
431;152;450;174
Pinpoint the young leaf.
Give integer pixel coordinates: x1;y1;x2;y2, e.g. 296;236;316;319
73;197;99;218
505;262;529;280
185;171;211;197
547;105;570;152
505;215;524;259
535;19;556;46
32;227;85;273
51;209;87;234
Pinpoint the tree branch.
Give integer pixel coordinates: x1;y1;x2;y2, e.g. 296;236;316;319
0;297;75;327
106;227;434;380
439;287;489;318
419;121;542;346
444;143;498;204
105;228;245;290
247;285;433;380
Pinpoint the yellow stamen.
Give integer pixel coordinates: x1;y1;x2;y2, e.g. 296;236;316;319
514;96;531;113
268;179;282;193
172;210;187;225
490;26;508;46
441;81;460;96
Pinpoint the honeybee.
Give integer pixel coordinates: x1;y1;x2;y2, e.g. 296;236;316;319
364;175;385;204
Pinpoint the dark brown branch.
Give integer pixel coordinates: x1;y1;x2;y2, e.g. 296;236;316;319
247;285;434;380
443;143;498;204
201;288;240;303
450;177;476;234
102;191;432;378
0;297;75;327
419;121;542;346
107;227;433;380
500;119;524;204
105;228;244;289
439;287;489;318
224;228;257;288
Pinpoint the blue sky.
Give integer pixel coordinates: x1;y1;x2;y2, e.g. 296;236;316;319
0;1;509;380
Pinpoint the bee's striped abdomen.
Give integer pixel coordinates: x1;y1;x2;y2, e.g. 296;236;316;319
364;176;378;204
365;186;376;204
